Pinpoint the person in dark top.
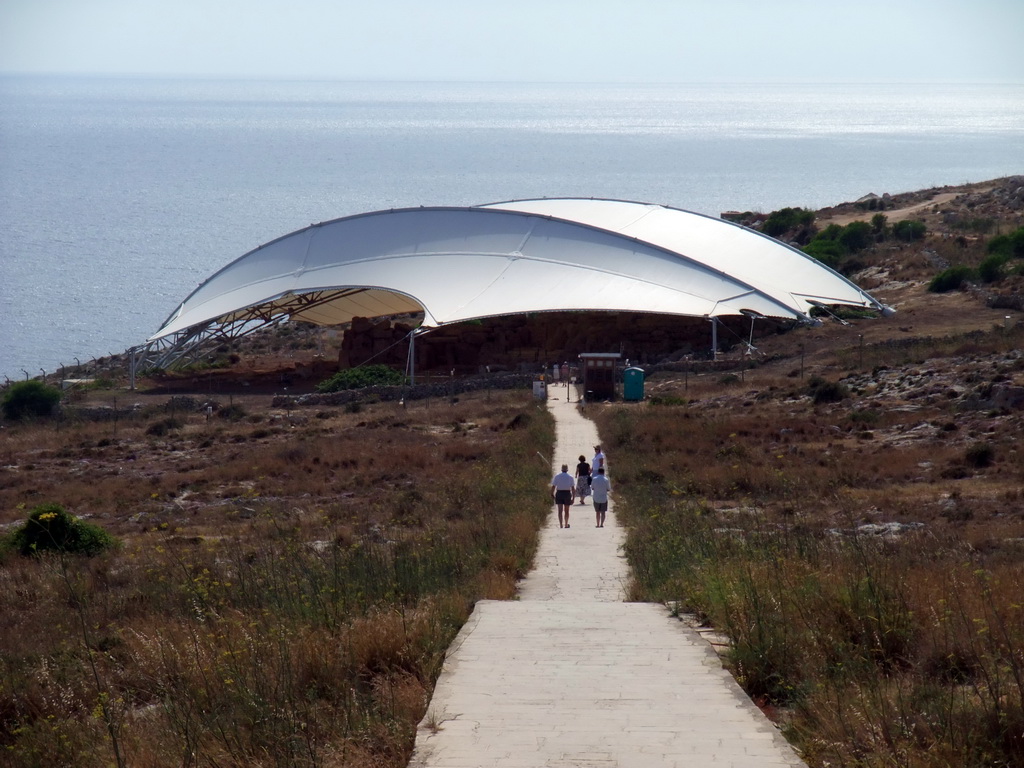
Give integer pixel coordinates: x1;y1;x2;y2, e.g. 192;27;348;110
575;455;591;505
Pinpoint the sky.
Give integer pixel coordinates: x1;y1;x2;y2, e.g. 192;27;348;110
1;0;1022;83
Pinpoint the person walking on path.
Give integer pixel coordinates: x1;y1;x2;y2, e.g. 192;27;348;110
574;455;591;505
592;444;606;476
551;464;576;528
590;467;611;527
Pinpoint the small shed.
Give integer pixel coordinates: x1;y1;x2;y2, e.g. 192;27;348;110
579;352;620;401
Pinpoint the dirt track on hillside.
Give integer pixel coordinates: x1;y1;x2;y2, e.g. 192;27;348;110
820;191;961;226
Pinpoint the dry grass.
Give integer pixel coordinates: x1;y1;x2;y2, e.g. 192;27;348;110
595;322;1024;767
4;179;1022;765
0;390;554;767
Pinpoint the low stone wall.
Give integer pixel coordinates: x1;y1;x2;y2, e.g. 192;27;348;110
58;406;137;423
271;372;537;408
60;395;221;423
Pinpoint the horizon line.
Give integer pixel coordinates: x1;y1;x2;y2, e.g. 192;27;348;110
2;71;1023;87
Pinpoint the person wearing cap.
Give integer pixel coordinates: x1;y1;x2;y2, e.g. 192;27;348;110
590;467;611;527
592;445;606;476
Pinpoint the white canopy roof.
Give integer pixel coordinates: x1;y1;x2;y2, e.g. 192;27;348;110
150;199;888;345
482;198;881;316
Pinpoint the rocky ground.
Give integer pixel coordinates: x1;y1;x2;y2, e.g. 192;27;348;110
6;176;1024;545
629;176;1024;549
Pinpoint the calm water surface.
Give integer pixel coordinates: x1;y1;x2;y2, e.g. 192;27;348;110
1;77;1022;381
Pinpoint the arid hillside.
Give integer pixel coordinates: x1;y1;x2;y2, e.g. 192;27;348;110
2;176;1024;766
6;176;1024;537
588;176;1024;767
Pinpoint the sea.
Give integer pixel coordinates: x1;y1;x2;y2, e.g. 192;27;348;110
1;76;1022;383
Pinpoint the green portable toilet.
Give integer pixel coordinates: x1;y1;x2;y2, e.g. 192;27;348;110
623;367;645;401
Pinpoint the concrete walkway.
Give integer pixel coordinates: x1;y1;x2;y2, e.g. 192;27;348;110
410;391;807;767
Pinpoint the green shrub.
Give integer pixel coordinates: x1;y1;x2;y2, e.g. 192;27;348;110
978;253;1010;283
928;265;974;293
763;207;815;237
849;408;881;425
987;227;1024;259
82;377;117;390
964;442;995;468
828;306;880;321
816;223;844;241
1;380;62;420
951;217;995;234
316;364;406;393
1010;227;1024;256
7;503;118;557
893;219;927;242
803;239;845;268
802;220;877;268
217;403;247;421
807;376;849;404
146;416;184;436
837;220;873;253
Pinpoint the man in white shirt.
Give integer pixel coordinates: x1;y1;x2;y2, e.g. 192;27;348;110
550;464;576;528
592;445;606;476
590;467;611;528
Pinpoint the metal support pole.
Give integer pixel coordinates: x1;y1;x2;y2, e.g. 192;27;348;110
710;317;719;362
409;330;417;386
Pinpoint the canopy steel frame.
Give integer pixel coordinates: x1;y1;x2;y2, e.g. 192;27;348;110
129;288;406;387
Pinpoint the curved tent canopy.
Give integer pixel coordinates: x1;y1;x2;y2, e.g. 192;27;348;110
147;200;890;364
482;198;885;316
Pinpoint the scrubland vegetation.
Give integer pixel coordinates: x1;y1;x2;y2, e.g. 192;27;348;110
0;392;553;767
931;225;1024;293
4;177;1023;767
594;180;1024;767
594;329;1024;767
316;364;407;393
1;380;62;421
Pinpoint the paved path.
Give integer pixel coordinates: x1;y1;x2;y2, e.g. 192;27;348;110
410;391;806;767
